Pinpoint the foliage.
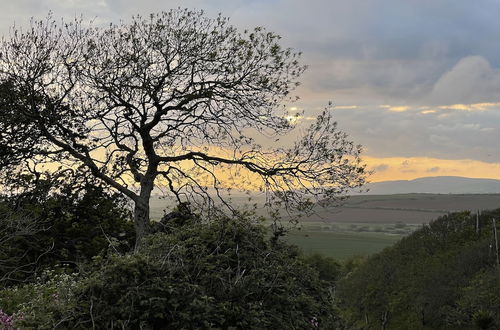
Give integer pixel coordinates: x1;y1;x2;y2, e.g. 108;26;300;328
450;267;500;329
303;253;342;282
0;9;367;243
0;269;79;328
0;308;18;329
338;209;500;329
0;181;135;287
1;215;339;329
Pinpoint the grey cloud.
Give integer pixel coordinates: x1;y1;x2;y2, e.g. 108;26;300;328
3;1;500;106
0;0;247;35
427;167;440;173
327;106;500;163
372;164;389;172
304;58;443;103
427;56;500;105
2;1;500;165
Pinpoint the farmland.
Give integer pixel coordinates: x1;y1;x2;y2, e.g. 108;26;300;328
150;193;500;259
285;230;403;259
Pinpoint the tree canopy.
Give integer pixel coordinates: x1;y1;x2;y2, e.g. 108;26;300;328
0;9;367;243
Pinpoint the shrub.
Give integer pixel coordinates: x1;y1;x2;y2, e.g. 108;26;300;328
5;215;339;329
0;183;135;287
0;309;16;329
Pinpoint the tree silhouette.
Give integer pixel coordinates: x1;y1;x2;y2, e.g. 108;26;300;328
0;9;367;244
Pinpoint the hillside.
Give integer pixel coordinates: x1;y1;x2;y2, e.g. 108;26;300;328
363;176;500;194
338;208;500;329
309;193;500;224
151;192;500;224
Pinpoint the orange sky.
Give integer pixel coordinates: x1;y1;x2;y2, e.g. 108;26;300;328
364;156;500;182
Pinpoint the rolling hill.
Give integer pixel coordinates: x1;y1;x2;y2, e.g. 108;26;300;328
362;176;500;194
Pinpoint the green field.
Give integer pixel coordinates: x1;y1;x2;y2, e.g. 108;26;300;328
278;221;411;259
285;229;404;259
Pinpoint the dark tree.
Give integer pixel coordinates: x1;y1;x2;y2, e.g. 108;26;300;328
0;180;134;286
0;9;366;244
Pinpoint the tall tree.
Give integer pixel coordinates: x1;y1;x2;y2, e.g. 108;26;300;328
0;10;366;244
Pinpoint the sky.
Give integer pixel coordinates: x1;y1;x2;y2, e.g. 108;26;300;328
2;0;500;182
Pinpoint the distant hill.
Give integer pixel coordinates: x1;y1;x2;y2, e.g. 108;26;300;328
362;176;500;194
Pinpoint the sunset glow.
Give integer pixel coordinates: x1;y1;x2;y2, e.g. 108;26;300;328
1;1;499;185
364;156;500;182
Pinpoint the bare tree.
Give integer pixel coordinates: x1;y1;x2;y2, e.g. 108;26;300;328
0;9;367;244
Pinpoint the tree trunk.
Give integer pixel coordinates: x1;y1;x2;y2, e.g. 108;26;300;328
381;310;389;330
134;180;154;248
493;218;499;271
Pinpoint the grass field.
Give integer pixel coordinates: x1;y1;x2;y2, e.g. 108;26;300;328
285;230;403;259
276;220;415;259
273;193;500;259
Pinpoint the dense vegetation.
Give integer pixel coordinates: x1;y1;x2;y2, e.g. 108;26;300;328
0;182;135;287
0;184;341;329
1;181;500;329
338;209;500;329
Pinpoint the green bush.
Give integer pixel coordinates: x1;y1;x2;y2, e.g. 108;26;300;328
303;253;342;283
448;267;500;329
3;215;339;329
0;183;135;287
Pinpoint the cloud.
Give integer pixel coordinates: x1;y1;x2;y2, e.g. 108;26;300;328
427;56;500;105
437;102;500;111
3;1;500;179
328;105;500;163
302;58;441;105
379;105;411;112
238;1;500;107
334;105;359;110
3;1;500;108
372;164;389;172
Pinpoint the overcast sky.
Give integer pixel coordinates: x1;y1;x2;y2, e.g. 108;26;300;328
2;0;500;181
